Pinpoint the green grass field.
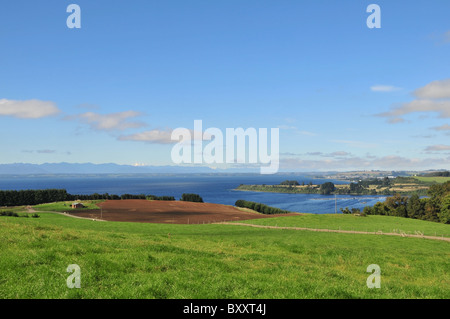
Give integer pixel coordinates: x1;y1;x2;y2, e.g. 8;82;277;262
32;200;104;212
1;209;449;299
414;176;450;183
237;214;450;238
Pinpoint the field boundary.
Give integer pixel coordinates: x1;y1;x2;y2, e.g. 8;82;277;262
216;222;450;242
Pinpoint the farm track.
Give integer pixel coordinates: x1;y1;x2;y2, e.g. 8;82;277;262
215;222;450;242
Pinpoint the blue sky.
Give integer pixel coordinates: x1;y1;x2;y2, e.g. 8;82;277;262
1;0;450;171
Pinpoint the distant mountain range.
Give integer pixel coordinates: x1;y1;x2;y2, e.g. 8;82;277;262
0;163;443;176
0;163;261;175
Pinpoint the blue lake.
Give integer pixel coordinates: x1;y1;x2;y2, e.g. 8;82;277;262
0;174;387;214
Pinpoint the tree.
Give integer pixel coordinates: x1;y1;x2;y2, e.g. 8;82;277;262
372;201;388;215
382;177;391;187
363;206;374;215
423;198;440;222
181;193;204;202
319;182;335;195
406;194;424;219
280;180;300;186
384;193;408;217
438;194;450;224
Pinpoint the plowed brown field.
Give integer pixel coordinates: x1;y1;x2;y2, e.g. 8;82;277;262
68;199;297;224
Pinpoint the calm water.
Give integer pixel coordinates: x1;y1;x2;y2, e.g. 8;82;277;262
0;174;387;214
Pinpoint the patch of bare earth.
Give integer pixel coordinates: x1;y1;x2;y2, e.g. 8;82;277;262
68;199;299;224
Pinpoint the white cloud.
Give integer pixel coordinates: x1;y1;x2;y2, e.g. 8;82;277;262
119;128;212;144
413;79;450;99
385;99;450;118
280;154;450;171
68;111;146;131
0;98;60;118
424;144;450;152
376;79;450;124
306;152;323;156
301;151;352;157
328;151;351;157
377;99;450;121
370;85;402;92
22;149;69;155
431;124;450;131
119;129;175;144
444;30;450;43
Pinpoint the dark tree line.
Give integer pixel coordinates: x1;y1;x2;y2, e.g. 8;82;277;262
319;182;336;195
180;193;204;202
422;171;450;177
361;181;450;224
147;195;175;201
280;180;300;186
0;189;70;206
235;199;290;215
0;189;176;206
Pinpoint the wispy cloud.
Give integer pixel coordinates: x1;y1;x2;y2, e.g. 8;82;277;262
443;30;450;43
424;144;450;152
331;139;377;148
327;151;352;157
280;155;450;171
306;152;323;156
376;79;450;124
377;99;450;120
277;125;317;136
0;98;60;119
411;134;436;139
67;111;146;131
306;151;352;157
375;79;450;124
118;129;175;144
22;149;70;155
413;79;450;99
431;124;450;131
370;85;402;92
119;128;212;144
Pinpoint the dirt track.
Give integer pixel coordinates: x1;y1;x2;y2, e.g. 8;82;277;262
217;222;450;242
68;199;298;224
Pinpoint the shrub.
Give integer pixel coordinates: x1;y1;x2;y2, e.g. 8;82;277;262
235;200;290;215
0;211;19;217
180;193;204;203
147;195;175;201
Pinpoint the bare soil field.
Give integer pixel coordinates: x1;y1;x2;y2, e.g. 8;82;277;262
68;199;298;224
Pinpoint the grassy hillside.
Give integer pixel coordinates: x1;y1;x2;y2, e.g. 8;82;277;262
237;214;450;238
414;176;450;184
0;211;449;299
